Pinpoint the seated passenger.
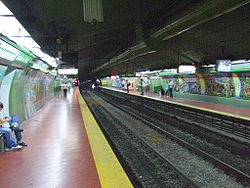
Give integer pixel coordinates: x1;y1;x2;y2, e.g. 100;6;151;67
1;115;23;132
0;127;23;151
0;102;27;147
159;87;165;96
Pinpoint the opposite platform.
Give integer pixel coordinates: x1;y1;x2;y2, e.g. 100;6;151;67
104;86;250;121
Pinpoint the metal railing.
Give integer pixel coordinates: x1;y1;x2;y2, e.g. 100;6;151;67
99;87;250;140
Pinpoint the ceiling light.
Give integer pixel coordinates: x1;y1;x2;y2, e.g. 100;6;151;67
58;69;78;75
83;0;104;23
0;1;13;15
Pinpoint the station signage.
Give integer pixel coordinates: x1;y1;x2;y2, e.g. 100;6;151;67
0;38;19;62
13;51;33;65
120;73;135;77
0;38;34;66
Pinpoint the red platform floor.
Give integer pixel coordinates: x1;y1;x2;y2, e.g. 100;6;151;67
0;89;101;188
106;87;250;120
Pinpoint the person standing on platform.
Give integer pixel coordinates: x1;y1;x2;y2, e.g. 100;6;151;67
62;82;68;96
140;78;145;95
165;83;170;97
168;80;174;98
125;79;131;93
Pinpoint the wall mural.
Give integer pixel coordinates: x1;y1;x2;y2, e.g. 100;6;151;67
234;72;250;98
203;73;232;97
161;72;250;99
102;71;250;100
174;74;197;94
242;72;250;98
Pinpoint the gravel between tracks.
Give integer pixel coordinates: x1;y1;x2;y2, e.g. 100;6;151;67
87;91;245;188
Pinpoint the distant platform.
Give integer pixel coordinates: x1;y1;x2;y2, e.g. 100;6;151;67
103;86;250;121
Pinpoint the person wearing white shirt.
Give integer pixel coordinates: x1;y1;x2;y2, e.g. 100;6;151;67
0;102;27;149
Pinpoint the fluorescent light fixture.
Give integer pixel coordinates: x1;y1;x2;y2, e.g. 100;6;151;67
150;76;159;79
161;69;178;73
135;70;151;76
0;2;30;38
202;64;216;67
0;16;31;37
58;69;78;75
9;36;40;49
0;1;13;15
0;2;58;68
231;59;250;64
178;65;196;73
83;0;103;23
40;54;57;67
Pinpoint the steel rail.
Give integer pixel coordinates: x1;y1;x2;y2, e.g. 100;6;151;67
85;90;200;188
97;90;250;185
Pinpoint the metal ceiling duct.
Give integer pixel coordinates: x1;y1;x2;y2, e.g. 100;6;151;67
152;0;250;41
83;0;104;23
92;42;156;73
92;0;250;75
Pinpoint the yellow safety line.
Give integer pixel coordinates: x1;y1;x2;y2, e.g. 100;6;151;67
78;89;133;188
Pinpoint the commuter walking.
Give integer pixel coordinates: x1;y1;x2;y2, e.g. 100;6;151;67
62;82;68;96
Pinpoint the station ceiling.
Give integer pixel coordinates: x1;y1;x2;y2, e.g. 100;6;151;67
2;0;250;80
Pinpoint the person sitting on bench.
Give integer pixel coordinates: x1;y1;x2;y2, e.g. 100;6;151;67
0;102;27;147
0;127;23;151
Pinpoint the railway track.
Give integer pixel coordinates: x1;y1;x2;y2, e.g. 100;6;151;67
96;89;250;185
82;90;250;187
83;91;194;187
97;88;250;160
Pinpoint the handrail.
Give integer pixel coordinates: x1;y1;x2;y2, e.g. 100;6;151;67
99;87;250;140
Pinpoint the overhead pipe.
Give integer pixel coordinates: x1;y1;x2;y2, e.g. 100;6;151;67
92;42;156;73
92;0;250;74
151;0;250;41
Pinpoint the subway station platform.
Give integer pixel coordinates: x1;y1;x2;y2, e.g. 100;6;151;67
0;88;133;188
1;86;249;187
104;86;250;121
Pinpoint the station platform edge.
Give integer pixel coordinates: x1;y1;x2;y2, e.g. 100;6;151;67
78;89;133;188
102;86;250;121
